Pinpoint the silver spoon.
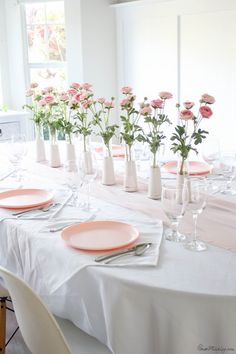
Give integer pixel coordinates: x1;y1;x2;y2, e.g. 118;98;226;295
104;243;152;264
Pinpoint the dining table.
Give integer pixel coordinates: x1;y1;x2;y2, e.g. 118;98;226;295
0;150;236;354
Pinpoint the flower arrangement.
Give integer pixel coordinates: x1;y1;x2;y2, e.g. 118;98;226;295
120;86;142;161
90;97;118;156
137;91;172;167
68;82;94;152
170;93;215;175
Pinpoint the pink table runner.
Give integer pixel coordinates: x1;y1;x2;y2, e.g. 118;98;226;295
28;162;236;252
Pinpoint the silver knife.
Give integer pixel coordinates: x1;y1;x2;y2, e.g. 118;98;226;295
94;243;152;262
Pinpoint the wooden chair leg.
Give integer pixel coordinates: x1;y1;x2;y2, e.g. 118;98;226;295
0;298;6;354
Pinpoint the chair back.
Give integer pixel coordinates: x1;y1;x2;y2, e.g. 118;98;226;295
0;266;72;354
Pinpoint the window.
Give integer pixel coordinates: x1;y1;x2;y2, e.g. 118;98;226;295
23;1;67;89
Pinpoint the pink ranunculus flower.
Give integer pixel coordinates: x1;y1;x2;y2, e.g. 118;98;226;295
68;88;78;96
120;98;131;107
70;82;80;89
82;83;92;90
199;105;213;118
97;97;106;104
183;101;195;109
104;101;114;108
74;93;82;102
140;106;152;116
30;82;38;89
80;91;92;100
25;89;34;97
159;91;173;100
60;93;69;101
121;86;133;94
82;99;93;109
44;86;54;93
44;95;54;104
151;99;164;109
201;93;215;104
38;98;46;107
180;109;194;120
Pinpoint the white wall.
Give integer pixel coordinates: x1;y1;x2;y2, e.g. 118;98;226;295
80;0;117;101
114;0;236;149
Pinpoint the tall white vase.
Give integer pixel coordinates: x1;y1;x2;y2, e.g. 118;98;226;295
65;142;76;162
35;125;46;162
82;151;93;174
124;160;138;192
102;156;115;185
49;144;61;168
148;165;162;199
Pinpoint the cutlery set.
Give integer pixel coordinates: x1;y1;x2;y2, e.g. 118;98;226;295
95;243;152;263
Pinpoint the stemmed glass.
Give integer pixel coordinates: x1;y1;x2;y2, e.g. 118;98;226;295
219;152;236;195
63;160;82;207
184;178;207;252
77;151;98;212
7;134;27;182
161;180;188;242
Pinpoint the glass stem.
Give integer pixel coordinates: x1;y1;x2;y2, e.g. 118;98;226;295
171;219;179;236
192;213;198;242
226;180;232;191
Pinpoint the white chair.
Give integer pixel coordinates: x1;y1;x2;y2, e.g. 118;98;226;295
0;267;112;354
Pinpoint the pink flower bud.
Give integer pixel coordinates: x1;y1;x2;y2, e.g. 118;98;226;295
183;101;195;109
159;91;173;100
25;89;34;97
70;82;80;89
201;94;215;104
30;82;38;89
121;86;133;94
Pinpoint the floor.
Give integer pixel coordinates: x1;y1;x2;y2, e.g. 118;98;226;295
5;300;30;354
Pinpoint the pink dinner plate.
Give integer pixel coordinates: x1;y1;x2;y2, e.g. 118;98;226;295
61;220;139;251
163;161;211;176
95;145;125;157
0;189;54;209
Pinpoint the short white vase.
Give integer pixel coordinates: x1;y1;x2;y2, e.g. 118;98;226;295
102;156;115;185
124;160;138;192
148;165;162;199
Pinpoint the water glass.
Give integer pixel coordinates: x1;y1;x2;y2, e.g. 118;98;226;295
161;180;188;242
184;178;207;252
220;152;236;195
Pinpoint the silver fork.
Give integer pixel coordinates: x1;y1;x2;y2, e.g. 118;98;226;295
12;203;59;217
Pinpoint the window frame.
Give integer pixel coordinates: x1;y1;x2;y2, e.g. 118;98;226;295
20;0;67;91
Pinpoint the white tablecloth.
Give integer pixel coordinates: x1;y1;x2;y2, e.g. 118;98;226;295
0;165;236;354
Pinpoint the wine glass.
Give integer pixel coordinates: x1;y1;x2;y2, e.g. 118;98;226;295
63;160;82;207
7;134;27;182
219;152;236;195
184;178;207;252
77;151;98;212
161;180;188;242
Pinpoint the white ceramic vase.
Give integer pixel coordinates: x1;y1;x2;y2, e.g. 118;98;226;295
124;160;138;192
49;144;61;168
82;151;93;174
102;156;115;185
65;142;76;162
35;125;46;162
148;165;162;199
